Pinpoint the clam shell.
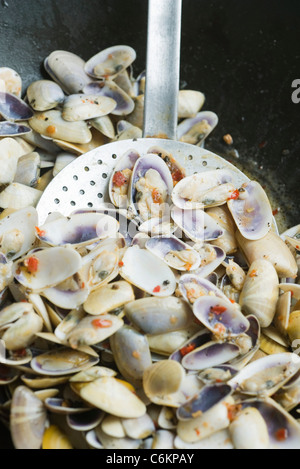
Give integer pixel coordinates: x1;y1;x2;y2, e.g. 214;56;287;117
109;148;140;208
181;341;241;371
229;353;300;396
27;80;65;111
67;409;104;432
0;137;26;184
13;247;82;291
67;314;124;348
171;206;224;243
14;151;40;187
122;413;155;440
31;347;99;376
237;230;298;279
52;153;76;177
0;67;22;97
45;50;93;94
85;45;136;80
83;81;135;116
193;296;250;338
84;280;134;315
177;90;205;118
36;212;119;248
176;383;232;421
101;415;126;438
119;246;176;297
143;360;186;405
0;183;42;210
147;326;200;356
228;181;273;240
90;115;115;139
177;111;218;145
174;429;234;449
0;91;34;121
229;406;269;449
0;206;38;260
0;364;20;385
42;275;90;310
110;326;152;384
124;296;194;335
178;274;229;305
193;244;226;278
44;397;89;415
0;121;32;137
169;329;212;363
29;110;92;144
42;425;73;449
206;205;238;254
239;259;279;328
172;169;235;210
146;235;201;271
80;377;146;419
2;309;43;351
10;386;47;449
62;93;117;122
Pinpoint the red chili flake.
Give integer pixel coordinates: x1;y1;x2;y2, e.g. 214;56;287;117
210;305;227;315
228;189;240;200
35;226;46;237
25;256;39;273
152;189;163;204
180;343;196;357
225;403;242;422
272;209;279;216
15;349;27;357
216;379;223;383
153;285;161;293
113;171;127;187
275;428;288;441
92;319;113;329
118;261;124;267
172;169;184;184
229;299;236;304
195;429;201;437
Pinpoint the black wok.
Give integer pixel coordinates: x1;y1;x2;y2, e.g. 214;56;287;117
0;0;299;448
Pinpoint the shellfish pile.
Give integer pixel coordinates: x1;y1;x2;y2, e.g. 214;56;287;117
0;46;300;450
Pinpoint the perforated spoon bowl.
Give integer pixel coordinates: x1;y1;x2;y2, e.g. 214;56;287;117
36;0;249;224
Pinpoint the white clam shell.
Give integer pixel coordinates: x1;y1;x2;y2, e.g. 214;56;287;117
29;110;92;144
177;90;205;118
85;45;136;80
119;246;176;297
27;80;65;111
45;50;93;94
171;206;224;243
146;235;201;271
13;247;82;291
109;148;140;208
0;137;26;184
62;94;117;122
172;169;235;210
0;67;22;97
0;183;42;210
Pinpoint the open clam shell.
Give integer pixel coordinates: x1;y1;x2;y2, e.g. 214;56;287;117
229;353;300;396
119;246;176;297
181;341;241;371
169;329;212;364
85;45;136;80
109;148;140;208
0;121;32;137
178;275;229;305
145;235;201;271
176;383;232;421
36;212;119;248
234;398;300;449
44;397;89;415
31;347;99;376
227;181;273;240
128;153;173;221
13;247;82;291
67;409;104;432
42;273;90;310
177;111;218;145
172;169;235;210
193;244;226;278
0;91;34;121
83;81;135;116
171;206;224;243
193;296;250;339
45;50;93;94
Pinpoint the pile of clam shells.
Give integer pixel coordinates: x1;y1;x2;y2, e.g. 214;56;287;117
0;46;300;450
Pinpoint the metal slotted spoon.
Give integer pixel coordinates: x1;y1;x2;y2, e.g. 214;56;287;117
36;0;249;225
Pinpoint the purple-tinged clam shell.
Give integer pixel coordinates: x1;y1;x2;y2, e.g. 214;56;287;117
109;148;140;208
83;81;134;116
44;397;89;415
169;329;211;364
0;121;32;137
178;274;229;305
182;342;241;371
227;181;273;240
67;409;104;432
177;111;219;146
146;235;201;271
0;92;34;121
30;347;99;376
193;245;226;278
193;296;250;338
171;206;224;243
176;383;232;421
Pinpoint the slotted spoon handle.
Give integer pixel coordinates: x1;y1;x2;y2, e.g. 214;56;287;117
143;0;182;140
